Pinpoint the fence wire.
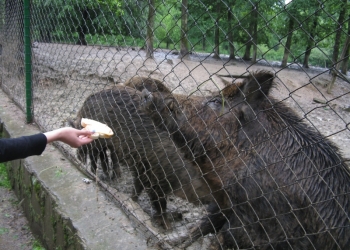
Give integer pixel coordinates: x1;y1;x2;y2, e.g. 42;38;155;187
1;0;350;249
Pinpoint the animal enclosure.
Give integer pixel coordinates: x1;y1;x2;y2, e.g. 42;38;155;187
0;0;350;249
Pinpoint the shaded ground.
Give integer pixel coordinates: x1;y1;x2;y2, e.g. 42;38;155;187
0;186;39;250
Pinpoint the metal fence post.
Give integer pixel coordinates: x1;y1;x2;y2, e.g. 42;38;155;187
23;0;32;123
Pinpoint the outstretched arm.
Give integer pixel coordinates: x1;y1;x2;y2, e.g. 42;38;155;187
0;133;47;163
0;128;93;163
44;127;93;148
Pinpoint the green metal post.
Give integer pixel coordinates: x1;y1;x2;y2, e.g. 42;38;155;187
24;0;32;123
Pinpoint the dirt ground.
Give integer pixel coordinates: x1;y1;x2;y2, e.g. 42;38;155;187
0;186;37;250
1;43;350;249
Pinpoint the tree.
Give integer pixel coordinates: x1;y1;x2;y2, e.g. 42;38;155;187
281;16;294;68
75;0;122;45
154;1;181;50
331;0;347;68
146;0;156;58
114;0;147;39
242;2;258;61
251;2;259;63
279;0;323;68
187;1;213;52
340;15;350;74
32;0;122;45
328;0;348;93
179;0;189;59
213;1;221;59
302;10;320;68
77;7;89;45
227;5;235;60
236;0;281;62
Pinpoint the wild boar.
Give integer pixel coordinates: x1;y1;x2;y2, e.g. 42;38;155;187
72;85;209;229
142;71;350;249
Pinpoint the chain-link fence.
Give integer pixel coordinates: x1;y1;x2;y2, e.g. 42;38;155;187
1;0;350;249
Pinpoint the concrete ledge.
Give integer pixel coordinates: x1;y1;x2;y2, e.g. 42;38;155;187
0;89;150;250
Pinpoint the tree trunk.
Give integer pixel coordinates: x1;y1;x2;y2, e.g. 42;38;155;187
303;45;312;68
76;8;88;45
251;3;258;63
179;0;189;59
281;17;294;68
341;15;350;74
202;33;206;51
227;6;235;60
328;33;350;93
243;42;251;61
328;0;347;93
146;0;155;58
303;11;319;68
331;0;347;67
243;5;255;61
340;45;349;74
40;30;51;43
213;2;221;59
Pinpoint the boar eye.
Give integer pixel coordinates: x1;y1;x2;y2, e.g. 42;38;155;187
208;97;222;105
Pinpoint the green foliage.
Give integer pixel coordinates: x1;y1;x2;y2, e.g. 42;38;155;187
258;44;284;61
30;0;349;68
32;239;46;250
32;0;123;43
0;163;10;189
154;1;181;49
308;47;333;68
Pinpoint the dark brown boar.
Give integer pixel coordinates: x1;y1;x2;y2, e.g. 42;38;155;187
69;117;120;179
72;76;171;179
142;71;350;249
72;85;209;229
125;76;171;93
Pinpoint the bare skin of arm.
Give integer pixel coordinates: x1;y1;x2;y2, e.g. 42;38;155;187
44;127;94;148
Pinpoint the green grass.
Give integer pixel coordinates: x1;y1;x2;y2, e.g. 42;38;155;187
32;240;46;250
0;163;11;189
0;227;9;235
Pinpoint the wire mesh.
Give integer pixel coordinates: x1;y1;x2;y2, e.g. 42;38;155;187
0;0;350;249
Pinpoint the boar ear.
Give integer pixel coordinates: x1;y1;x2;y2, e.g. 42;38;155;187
141;88;177;114
241;71;274;103
167;99;176;111
163;94;181;117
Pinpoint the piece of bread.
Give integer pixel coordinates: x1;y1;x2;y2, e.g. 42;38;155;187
81;118;114;139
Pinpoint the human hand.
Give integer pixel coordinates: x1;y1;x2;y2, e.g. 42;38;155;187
44;127;94;148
